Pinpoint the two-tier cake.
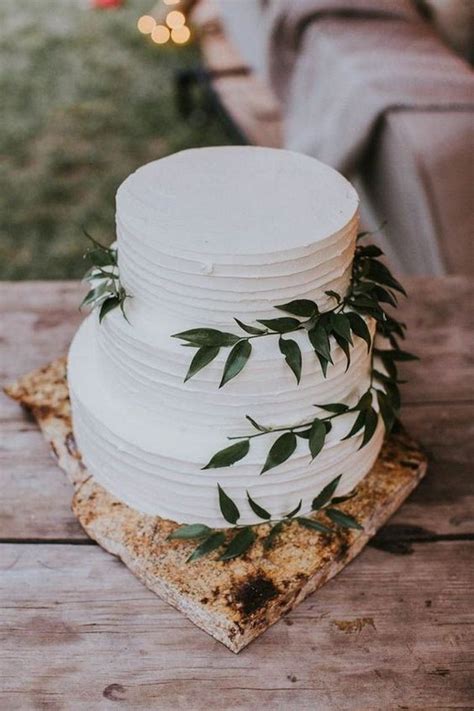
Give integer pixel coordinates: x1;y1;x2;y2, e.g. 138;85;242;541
68;146;385;529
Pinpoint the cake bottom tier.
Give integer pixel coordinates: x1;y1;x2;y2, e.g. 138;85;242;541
68;318;385;527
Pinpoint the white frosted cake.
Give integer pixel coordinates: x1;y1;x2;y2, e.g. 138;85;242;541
68;146;385;528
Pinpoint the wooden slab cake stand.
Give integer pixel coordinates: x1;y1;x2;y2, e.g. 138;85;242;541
5;357;427;653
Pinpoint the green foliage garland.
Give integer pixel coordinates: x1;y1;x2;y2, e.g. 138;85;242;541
169;476;362;563
80;231;131;322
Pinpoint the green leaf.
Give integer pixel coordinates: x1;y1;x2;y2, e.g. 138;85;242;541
376;389;396;433
168;523;212;540
184;346;220;382
246;491;271;520
342;410;367;440
234;318;266;335
330;313;353;345
373;369;392;383
365;259;407;295
385;381;401;411
99;296;120;322
257;317;301;333
315;402;349;414
285;499;302;518
217;484;240;524
296;428;311;439
334;333;351;372
220;527;256;561
380;349;419;362
308;419;326;460
325;508;363;530
311;475;342;511
278;337;302;384
355;391;373;410
309;322;333;363
219;340;252;387
360;407;379;448
346;312;372;352
357;244;384;258
261;432;297;474
187;531;226;562
172;328;240;347
379;352;398;379
80;283;110;309
324;290;341;303
332;492;356;504
202;440;250;469
372;285;398;307
245;415;266;432
263;520;286;550
315;351;330;378
275;299;318;317
297;517;333;534
86;247;116;267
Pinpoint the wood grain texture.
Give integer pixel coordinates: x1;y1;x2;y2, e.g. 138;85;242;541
1;278;472;542
1;278;473;703
1;541;472;710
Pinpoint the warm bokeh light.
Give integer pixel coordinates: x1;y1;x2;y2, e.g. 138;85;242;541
137;15;156;34
166;10;186;29
171;25;191;44
163;0;180;5
151;24;171;44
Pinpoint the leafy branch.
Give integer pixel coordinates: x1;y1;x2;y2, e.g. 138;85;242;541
80;231;131;323
202;388;381;474
168;477;362;563
172;235;410;387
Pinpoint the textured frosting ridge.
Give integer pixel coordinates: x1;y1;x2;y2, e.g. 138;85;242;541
68;147;384;527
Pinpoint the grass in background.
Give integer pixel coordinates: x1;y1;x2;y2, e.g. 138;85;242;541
0;0;237;279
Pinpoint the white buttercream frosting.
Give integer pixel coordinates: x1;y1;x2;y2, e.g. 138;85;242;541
68;147;385;527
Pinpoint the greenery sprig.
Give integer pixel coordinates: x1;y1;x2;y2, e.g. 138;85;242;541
168;476;362;563
176;236;417;477
172;234;407;386
202;388;382;474
80;231;131;323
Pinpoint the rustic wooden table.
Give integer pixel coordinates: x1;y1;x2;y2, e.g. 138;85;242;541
1;278;473;710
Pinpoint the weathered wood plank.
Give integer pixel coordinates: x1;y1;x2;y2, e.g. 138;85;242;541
398;276;474;404
1;542;472;710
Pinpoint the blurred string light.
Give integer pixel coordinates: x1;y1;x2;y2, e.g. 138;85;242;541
165;10;185;29
137;15;156;34
171;25;191;44
151;24;171;44
137;1;191;45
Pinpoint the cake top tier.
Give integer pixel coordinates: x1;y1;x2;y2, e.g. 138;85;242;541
116;146;358;256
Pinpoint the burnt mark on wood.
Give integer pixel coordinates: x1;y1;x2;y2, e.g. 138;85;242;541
102;683;126;701
33;404;53;419
49;441;59;461
232;574;279;616
369;524;436;555
65;432;80;459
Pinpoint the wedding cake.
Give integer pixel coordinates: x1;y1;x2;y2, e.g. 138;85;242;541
68;146;386;529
